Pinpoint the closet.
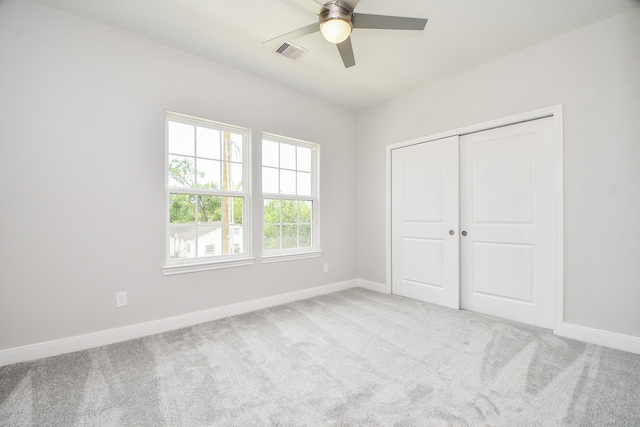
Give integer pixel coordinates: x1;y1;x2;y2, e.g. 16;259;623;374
391;117;557;328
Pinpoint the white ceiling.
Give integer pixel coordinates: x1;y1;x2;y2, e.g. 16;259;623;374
32;0;639;111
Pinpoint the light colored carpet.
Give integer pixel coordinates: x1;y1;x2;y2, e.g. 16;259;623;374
1;288;640;426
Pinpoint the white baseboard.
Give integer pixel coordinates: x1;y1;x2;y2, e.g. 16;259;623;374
556;322;640;355
0;280;358;367
357;279;390;294
6;281;637;367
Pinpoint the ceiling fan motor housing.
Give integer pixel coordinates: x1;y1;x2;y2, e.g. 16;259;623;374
319;2;353;29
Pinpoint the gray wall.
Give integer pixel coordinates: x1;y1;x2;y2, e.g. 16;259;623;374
357;8;640;337
0;0;357;350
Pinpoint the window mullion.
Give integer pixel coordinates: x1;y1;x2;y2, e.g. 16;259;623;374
262;193;311;202
169;188;241;197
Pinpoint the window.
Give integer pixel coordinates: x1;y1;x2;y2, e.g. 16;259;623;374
262;134;320;261
163;112;253;275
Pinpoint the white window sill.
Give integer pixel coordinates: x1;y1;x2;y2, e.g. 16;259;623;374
260;250;323;264
162;257;256;276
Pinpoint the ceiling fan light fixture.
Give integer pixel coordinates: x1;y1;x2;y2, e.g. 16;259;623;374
319;3;353;44
320;18;352;44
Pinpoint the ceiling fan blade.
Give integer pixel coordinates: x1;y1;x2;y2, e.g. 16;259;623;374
287;0;328;15
336;37;356;68
264;23;319;46
352;13;428;31
335;0;361;13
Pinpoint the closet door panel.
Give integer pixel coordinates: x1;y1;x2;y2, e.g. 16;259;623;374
460;117;556;328
391;136;459;309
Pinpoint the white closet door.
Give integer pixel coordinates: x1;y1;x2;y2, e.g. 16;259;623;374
391;136;459;309
460;117;556;328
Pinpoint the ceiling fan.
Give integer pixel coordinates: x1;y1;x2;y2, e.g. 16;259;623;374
266;0;428;68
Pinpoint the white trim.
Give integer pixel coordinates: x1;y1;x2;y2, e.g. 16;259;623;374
557;323;640;355
162;257;256;275
357;279;390;294
0;280;358;367
553;109;565;335
386;105;561;151
4;278;638;367
385;140;393;295
386;105;564;328
261;250;323;264
165;111;250;134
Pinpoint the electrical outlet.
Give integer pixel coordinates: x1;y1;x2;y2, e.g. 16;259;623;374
116;292;127;308
323;263;329;273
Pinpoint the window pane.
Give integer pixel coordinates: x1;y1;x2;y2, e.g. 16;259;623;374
263;140;279;167
198;196;221;222
297;146;312;172
264;199;280;224
197;224;221;257
299;201;312;223
219;197;241;224
280;143;296;170
228;133;243;163
226;225;243;254
264;225;281;250
221;224;241;255
297;172;311;196
230;197;243;224
299;224;312;248
230;162;243;191
196;127;220;159
169;224;197;259
196;158;220;189
168;121;195;156
282;199;297;223
280;170;296;194
263;167;279;193
170;194;195;223
168;156;195;188
220;162;242;191
282;225;298;249
220;132;241;163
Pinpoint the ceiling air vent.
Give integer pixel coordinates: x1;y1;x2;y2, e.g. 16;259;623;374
274;42;308;61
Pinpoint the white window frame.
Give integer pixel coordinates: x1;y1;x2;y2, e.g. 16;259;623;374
162;112;254;275
261;133;321;263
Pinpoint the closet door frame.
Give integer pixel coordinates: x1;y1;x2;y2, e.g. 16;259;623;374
386;104;564;333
